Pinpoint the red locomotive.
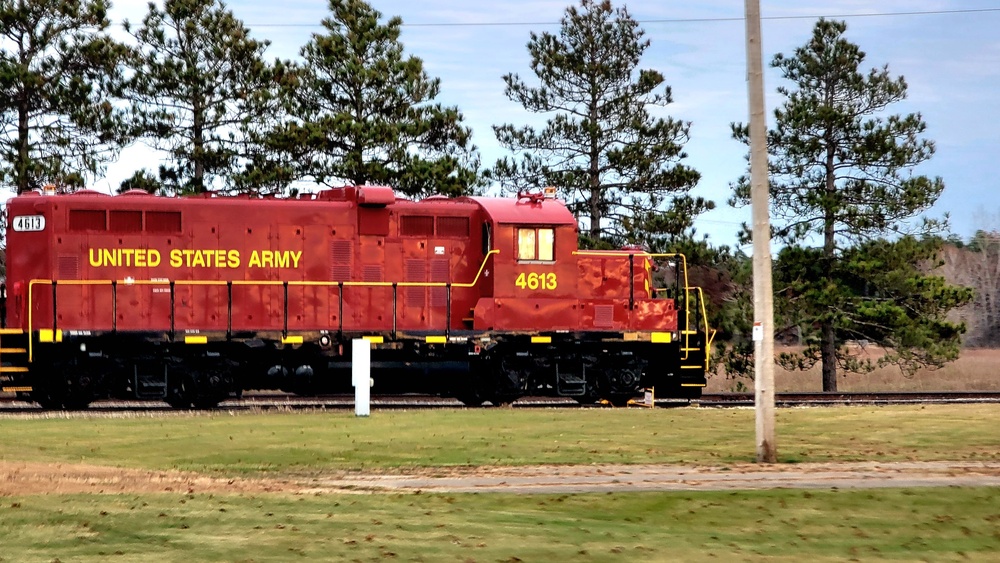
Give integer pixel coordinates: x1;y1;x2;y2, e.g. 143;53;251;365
0;186;711;408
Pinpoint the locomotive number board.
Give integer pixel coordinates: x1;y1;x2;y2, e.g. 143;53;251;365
12;215;45;232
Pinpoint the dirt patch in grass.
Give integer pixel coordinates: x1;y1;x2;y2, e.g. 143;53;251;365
5;460;1000;496
0;461;298;495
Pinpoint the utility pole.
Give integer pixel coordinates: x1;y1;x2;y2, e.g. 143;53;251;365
744;0;777;463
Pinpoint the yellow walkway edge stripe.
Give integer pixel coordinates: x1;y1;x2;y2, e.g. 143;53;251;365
425;336;447;344
184;335;208;344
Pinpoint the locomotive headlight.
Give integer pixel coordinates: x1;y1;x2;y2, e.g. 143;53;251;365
80;343;87;352
319;334;332;347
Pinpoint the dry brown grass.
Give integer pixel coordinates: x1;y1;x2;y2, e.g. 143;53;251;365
707;347;1000;393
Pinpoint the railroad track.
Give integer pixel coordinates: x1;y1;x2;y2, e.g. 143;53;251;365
698;391;1000;406
2;391;1000;415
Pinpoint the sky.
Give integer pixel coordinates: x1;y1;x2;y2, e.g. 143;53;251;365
94;0;1000;250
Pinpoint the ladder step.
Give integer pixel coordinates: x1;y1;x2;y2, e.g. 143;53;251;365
0;348;27;354
0;366;29;373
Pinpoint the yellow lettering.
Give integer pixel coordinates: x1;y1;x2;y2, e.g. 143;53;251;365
103;248;118;267
262;250;274;268
290;250;302;268
88;248;101;267
170;249;182;268
121;248;135;267
275;251;289;268
148;249;161;267
135;249;146;267
227;249;240;268
249;250;261;268
191;249;206;267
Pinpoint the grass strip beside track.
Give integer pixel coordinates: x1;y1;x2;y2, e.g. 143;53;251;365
2;488;999;562
0;404;999;473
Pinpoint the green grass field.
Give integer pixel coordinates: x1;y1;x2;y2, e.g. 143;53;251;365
2;404;999;473
2;404;999;561
3;488;1000;561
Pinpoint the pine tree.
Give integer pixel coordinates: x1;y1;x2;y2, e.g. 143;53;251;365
731;19;971;391
124;0;282;194
490;0;704;247
0;0;130;193
281;0;478;197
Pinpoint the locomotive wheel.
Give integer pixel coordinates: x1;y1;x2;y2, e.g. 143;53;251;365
34;392;91;411
486;354;527;406
166;373;222;410
454;391;486;407
31;368;95;410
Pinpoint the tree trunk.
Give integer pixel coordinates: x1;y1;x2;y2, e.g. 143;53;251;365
588;87;601;241
17;95;29;194
17;31;30;194
193;94;204;192
821;322;837;392
821;93;838;392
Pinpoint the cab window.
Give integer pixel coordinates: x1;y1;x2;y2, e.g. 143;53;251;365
517;227;554;261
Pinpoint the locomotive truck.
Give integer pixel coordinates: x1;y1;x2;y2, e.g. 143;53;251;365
0;186;711;409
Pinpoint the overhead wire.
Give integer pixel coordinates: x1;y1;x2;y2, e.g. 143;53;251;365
243;7;1000;29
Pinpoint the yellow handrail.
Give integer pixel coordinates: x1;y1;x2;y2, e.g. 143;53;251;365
26;249;500;362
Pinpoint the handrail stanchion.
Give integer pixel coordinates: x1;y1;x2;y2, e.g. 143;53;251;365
227;281;233;340
112;280;118;333
337;281;344;338
446;283;452;339
282;281;289;339
391;282;397;340
52;281;58;332
169;281;176;341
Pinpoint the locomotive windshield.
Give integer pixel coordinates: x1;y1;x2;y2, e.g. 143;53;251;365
516;227;554;261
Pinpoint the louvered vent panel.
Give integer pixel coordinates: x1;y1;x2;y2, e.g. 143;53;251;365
331;240;352;280
58;255;80;280
400;216;435;237
109;210;142;232
69;210;106;231
595;305;614;328
363;265;383;282
436;216;470;238
146;211;181;233
430;259;449;307
405;259;426;306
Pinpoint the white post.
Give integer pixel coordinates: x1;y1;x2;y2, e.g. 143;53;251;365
352;338;371;417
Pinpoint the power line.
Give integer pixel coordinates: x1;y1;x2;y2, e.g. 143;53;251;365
244;7;1000;29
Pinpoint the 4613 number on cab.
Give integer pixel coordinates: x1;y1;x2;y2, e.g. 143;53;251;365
515;272;557;290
